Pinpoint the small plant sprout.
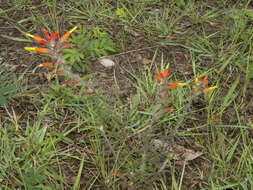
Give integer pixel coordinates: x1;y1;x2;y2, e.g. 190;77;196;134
116;8;126;18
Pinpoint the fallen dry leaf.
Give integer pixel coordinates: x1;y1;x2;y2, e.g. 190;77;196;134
111;171;121;177
142;58;151;65
100;72;109;78
55;70;64;76
152;139;169;150
44;73;52;82
155;107;174;116
135;54;142;62
84;88;94;94
61;80;77;86
175;160;186;166
170;145;203;161
209;22;219;26
38;73;44;80
124;25;140;37
10;177;20;187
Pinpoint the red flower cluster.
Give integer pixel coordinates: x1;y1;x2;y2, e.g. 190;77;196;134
24;26;77;86
194;76;208;88
24;27;77;84
155;67;217;93
154;68;217;117
24;26;77;65
193;76;217;93
155;68;170;83
155;67;187;88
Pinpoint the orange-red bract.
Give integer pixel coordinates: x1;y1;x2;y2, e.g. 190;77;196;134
59;26;77;44
40;62;54;67
24;47;51;54
155;68;170;83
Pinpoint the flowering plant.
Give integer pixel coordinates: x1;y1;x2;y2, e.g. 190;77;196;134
24;27;84;86
25;26;76;57
153;65;218;118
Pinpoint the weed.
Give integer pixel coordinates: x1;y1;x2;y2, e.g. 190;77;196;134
0;61;22;107
64;25;116;72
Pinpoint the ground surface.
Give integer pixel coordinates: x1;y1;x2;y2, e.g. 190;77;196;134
0;0;253;190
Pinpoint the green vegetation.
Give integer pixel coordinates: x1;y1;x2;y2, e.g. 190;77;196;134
0;0;252;189
63;25;116;72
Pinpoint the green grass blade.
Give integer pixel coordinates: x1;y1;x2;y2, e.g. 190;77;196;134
219;76;240;116
72;154;85;190
1;35;31;42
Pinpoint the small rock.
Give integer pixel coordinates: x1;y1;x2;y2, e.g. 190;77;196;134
99;58;115;67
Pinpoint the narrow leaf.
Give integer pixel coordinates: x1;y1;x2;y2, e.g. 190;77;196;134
1;35;32;42
72;154;85;190
219;76;240;115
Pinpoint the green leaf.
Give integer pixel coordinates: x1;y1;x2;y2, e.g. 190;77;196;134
116;8;126;18
0;85;16;95
176;0;185;7
245;9;253;20
1;35;32;42
105;46;116;52
0;95;7;106
72;154;85;190
226;137;240;162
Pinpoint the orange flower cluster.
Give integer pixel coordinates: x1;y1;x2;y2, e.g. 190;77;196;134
154;68;217;117
24;26;77;69
24;27;77;86
167;82;187;88
155;68;170;83
155;67;187;88
25;26;76;50
155;68;217;93
193;76;217;93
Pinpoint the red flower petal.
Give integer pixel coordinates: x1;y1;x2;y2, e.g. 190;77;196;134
49;32;54;40
54;32;59;40
55;70;63;75
162;93;168;99
162;68;170;78
61;80;77;86
62;43;71;48
168;82;179;88
35;47;50;54
156;107;174;116
33;36;47;44
40;62;54;67
202;76;208;85
42;30;51;40
59;26;77;44
25;33;48;45
25;47;51;54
